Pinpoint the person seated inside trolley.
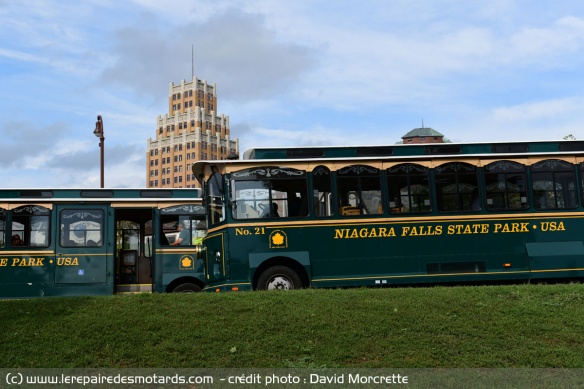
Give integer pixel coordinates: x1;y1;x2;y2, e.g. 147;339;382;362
11;234;23;246
171;222;190;246
262;203;280;218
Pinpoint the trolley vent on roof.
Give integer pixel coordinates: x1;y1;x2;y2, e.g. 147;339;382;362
356;146;394;157
80;190;114;198
285;149;325;158
19;190;54;198
559;141;584;152
140;190;173;198
492;143;529;153
424;145;461;155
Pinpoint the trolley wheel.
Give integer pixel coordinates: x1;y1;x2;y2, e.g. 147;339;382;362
257;266;302;290
172;283;201;293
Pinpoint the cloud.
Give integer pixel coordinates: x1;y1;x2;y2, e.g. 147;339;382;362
492;97;584;122
236;123;349;152
0;121;69;167
508;16;584;66
0;119;145;187
100;9;318;102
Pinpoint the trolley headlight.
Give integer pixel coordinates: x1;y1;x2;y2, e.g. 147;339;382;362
215;250;221;263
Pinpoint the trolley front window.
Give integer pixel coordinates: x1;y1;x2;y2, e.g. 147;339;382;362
207;170;224;227
230;166;308;219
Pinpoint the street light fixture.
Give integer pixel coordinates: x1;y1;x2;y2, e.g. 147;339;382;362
93;115;105;188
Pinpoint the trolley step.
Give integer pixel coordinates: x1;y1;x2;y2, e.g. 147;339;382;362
116;284;152;294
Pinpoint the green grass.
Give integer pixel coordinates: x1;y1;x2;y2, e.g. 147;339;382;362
2;284;584;368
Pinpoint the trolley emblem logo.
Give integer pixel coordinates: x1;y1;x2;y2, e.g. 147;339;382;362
269;230;288;249
179;255;194;270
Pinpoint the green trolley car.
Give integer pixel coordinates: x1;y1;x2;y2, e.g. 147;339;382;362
0;188;206;298
193;140;584;292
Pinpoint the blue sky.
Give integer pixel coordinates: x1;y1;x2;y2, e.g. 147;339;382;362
1;0;584;188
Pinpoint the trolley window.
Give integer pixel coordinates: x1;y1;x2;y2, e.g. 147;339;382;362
312;166;334;217
435;162;479;212
337;165;382;216
0;208;5;248
12;205;50;247
160;204;206;246
484;161;528;211
60;209;103;247
531;159;577;210
387;163;431;214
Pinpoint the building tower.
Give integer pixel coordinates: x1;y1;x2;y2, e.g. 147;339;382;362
399;127;450;144
146;77;239;188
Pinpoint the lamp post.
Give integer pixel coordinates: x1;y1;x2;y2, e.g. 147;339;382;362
93;115;105;188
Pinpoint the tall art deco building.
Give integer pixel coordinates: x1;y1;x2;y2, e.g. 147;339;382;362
146;76;239;188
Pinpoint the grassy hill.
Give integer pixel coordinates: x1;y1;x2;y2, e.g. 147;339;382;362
2;284;584;368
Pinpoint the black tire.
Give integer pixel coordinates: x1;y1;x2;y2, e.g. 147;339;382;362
172;283;201;293
256;266;302;290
